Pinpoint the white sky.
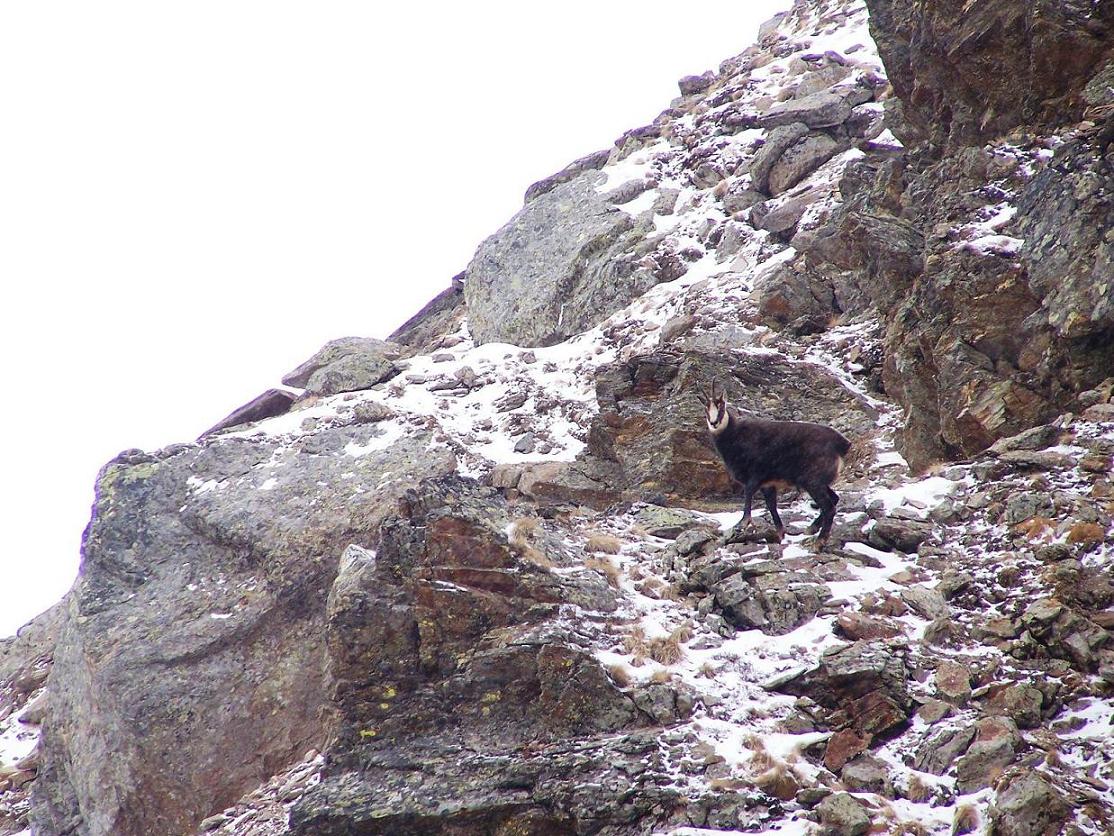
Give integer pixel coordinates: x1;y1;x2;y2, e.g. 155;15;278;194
0;0;788;637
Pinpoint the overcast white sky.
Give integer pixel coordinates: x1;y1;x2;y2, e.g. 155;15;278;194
0;0;788;637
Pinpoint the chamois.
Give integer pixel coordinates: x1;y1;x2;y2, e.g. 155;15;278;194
697;380;851;547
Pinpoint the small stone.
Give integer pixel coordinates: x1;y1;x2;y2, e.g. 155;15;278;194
955;717;1020;793
514;433;537;454
817;792;871;836
917;698;952;724
935;661;972;704
901;586;950;620
824;729;871;772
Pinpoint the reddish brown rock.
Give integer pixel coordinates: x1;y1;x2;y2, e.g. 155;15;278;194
824;729;871;772
934;661;972;704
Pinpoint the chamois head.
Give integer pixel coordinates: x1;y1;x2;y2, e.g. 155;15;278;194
696;379;729;435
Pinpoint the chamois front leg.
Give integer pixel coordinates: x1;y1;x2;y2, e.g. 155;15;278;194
726;480;759;542
761;486;785;542
740;480;758;531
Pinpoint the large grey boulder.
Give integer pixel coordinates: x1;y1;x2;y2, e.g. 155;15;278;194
750;122;810;194
464;171;657;347
282;337;402;396
759;91;853;129
988;771;1072;836
31;423;456;836
768;133;842;194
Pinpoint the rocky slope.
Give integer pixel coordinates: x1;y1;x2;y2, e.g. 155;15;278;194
1;0;1112;834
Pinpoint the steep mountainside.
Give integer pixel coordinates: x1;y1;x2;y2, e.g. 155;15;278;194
1;1;1112;834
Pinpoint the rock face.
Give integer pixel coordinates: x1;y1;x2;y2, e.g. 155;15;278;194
865;0;1114;148
31;424;456;836
801;0;1114;467
11;2;1114;836
287;478;691;834
464;171;658;348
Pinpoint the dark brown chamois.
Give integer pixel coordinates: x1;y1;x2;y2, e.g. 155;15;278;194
697;380;851;547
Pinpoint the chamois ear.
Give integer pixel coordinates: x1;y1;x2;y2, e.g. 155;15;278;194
695;386;710;408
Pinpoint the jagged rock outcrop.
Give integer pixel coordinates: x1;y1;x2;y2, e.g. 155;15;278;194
31;424;456;836
289;478;723;834
464;171;661;348
788;0;1114;468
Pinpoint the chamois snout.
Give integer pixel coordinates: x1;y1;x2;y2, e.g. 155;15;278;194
697;380;851;549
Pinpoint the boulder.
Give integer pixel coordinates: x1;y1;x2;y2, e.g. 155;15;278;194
759;91;854;129
750;122;809;194
817;792;870;836
200;388;297;437
465;171;657;347
955;717;1020;793
768;133;841;195
774;641;913;739
523;148;611;204
988;771;1072;836
914;724;975;775
678;71;715;96
282;337;402;395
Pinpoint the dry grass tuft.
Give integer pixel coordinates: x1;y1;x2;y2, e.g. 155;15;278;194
647;624;692;666
585;556;621;588
1015;516;1054;540
585;533;622;554
952;804;979;836
606;664;632;688
903;772;934;804
649;669;673;684
1067;521;1105;547
623;625;650;665
698;661;718;679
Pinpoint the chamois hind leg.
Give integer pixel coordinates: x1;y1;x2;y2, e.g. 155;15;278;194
805;484;837;549
761;486;785;541
808;488;840;535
